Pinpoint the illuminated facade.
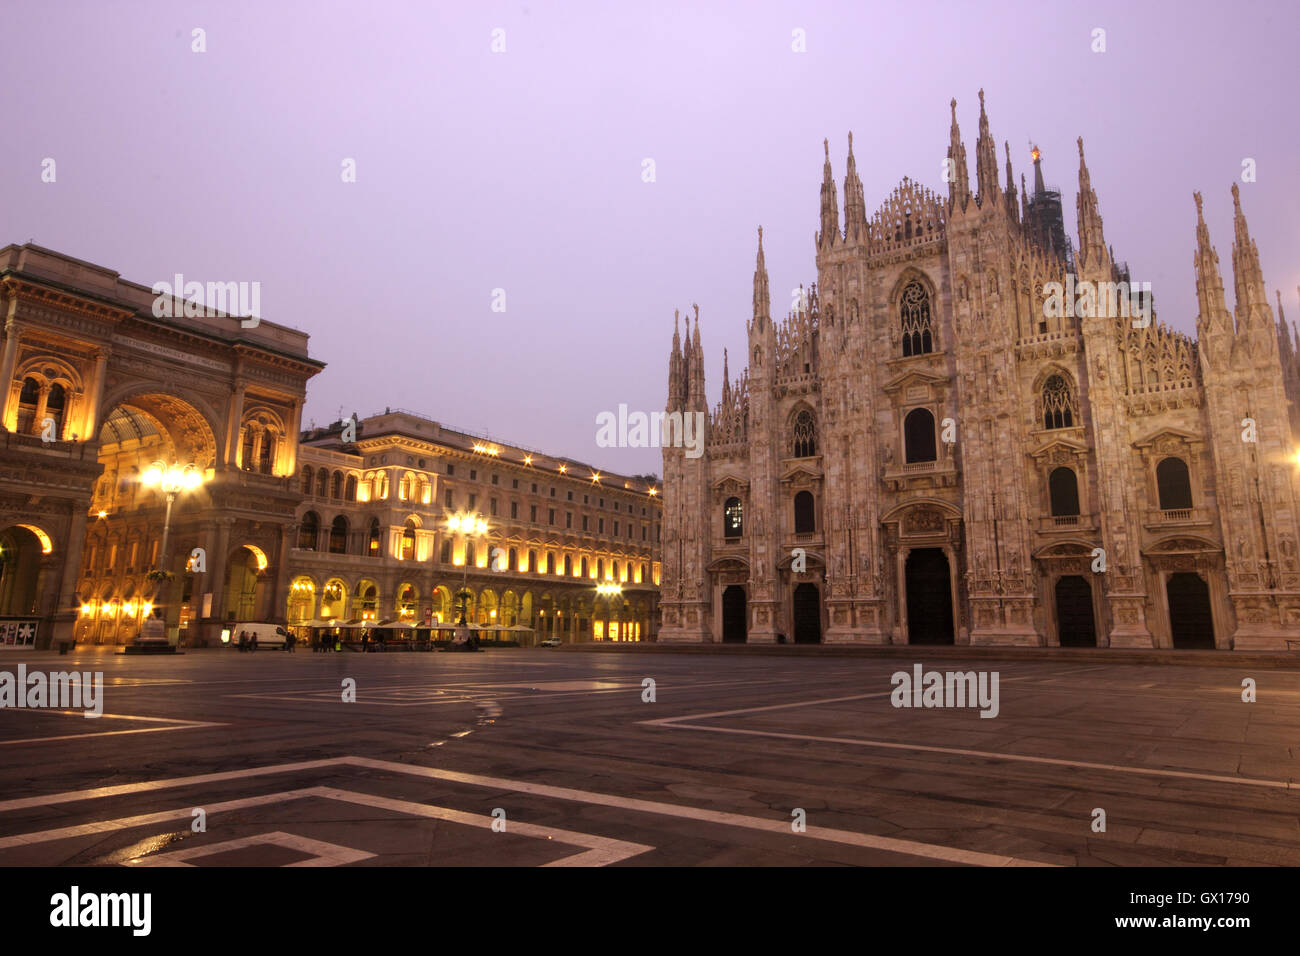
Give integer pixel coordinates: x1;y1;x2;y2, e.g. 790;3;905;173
288;411;661;642
0;243;322;646
660;93;1300;650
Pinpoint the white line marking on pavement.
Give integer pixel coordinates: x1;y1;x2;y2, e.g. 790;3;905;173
0;755;1047;866
0;712;226;747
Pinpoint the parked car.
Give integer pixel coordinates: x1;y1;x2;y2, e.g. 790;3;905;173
229;622;290;649
540;637;563;647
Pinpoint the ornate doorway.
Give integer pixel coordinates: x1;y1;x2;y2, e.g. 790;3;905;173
1054;575;1096;646
722;585;747;643
792;582;821;644
905;548;953;644
1167;572;1214;648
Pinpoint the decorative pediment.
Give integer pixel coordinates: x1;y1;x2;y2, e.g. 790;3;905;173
706;555;750;573
1027;436;1089;463
881;368;949;395
1144;535;1218;555
776;549;825;570
1032;540;1096;559
1132;427;1204;453
710;472;750;495
779;462;822;485
880;497;962;524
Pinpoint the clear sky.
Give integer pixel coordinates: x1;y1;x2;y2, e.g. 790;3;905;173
4;0;1297;477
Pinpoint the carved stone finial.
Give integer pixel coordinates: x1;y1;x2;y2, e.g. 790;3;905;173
1193;191;1203;216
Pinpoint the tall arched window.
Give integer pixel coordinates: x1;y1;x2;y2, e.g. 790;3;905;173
258;433;274;474
297;512;319;550
367;517;381;557
1042;375;1077;429
45;384;66;437
401;519;416;560
792;409;817;458
345;474;358;501
466;541;477;568
528;550;538;573
564;554;573;576
302;466;314;495
904;408;937;463
332;471;343;499
329;516;348;554
793;491;815;534
1156;457;1193;510
508;547;518;571
242;428;257;472
581;556;590;578
724;497;743;539
316;469;329;497
1048;467;1080;516
16;378;39;433
900;281;934;356
441;539;452;563
546;552;556;574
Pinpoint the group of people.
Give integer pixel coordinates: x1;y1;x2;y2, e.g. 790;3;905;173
236;630;298;652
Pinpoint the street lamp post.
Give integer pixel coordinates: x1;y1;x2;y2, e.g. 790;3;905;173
139;461;204;646
447;512;488;626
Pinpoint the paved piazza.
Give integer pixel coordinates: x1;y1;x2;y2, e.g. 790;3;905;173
1;647;1298;867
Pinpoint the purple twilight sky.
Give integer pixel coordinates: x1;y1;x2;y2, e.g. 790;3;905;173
4;0;1298;478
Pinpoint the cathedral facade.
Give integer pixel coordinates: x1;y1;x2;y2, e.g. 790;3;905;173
658;92;1300;650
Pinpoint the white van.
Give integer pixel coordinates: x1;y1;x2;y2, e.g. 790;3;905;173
229;623;290;649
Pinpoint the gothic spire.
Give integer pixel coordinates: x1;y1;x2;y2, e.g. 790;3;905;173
752;225;770;330
1075;137;1108;271
945;98;970;213
974;89;1000;205
1230;183;1270;332
1031;143;1046;198
818;138;839;248
843;132;867;241
1277;290;1294;366
1193;191;1230;339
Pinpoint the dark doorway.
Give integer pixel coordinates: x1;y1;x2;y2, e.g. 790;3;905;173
1167;572;1214;648
1054;575;1096;646
792;583;821;644
721;585;747;643
0;526;42;616
905;548;953;644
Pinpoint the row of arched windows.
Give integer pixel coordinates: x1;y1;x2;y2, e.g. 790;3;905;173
1047;457;1192;517
15;378;67;436
302;466;359;501
721;492;816;538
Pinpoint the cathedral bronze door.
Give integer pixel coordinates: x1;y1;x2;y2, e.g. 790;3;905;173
722;586;747;643
1054;575;1096;647
1167;572;1214;649
905;548;953;644
792;583;821;644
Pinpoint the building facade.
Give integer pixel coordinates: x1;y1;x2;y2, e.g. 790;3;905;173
288;411;661;642
659;92;1300;650
0;243;322;648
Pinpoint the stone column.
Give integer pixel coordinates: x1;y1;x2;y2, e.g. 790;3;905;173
82;349;109;438
49;509;90;647
199;519;234;645
31;383;50;436
268;524;293;624
225;386;246;467
0;316;21;430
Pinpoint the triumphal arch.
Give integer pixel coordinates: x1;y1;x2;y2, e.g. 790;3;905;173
0;244;322;647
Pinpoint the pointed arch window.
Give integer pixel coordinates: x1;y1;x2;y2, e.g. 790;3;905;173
900;281;934;356
904;408;937;463
1156;458;1193;510
1048;467;1080;517
792;409;817;458
1041;375;1077;430
723;497;743;539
